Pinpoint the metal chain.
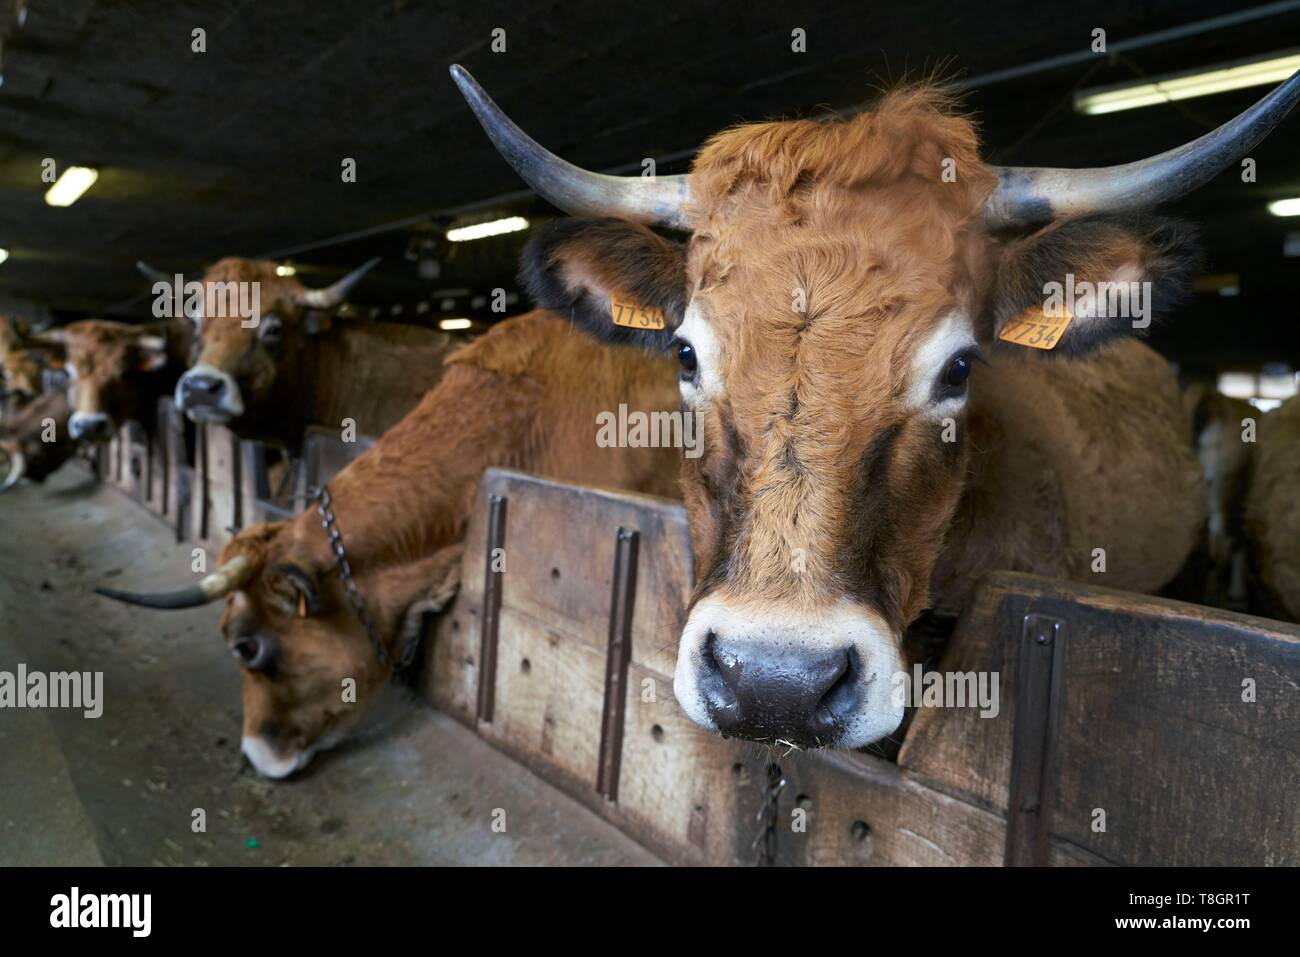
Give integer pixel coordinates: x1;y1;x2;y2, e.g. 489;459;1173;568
314;485;394;669
751;763;787;867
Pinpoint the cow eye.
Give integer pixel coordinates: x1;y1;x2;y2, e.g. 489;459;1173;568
941;352;973;390
232;634;273;671
259;315;284;344
676;339;698;378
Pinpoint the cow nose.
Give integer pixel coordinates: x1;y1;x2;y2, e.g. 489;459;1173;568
68;412;111;441
180;371;226;404
699;631;861;747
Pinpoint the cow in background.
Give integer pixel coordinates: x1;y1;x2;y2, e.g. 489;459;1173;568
1245;394;1300;622
96;311;681;777
1180;382;1257;610
0;390;75;493
60;317;193;444
0;315;66;418
142;258;458;452
451;63;1296;749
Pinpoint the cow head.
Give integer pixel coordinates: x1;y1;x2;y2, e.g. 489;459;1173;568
0;391;74;493
160;257;378;432
95;517;461;778
62;320;171;442
2;348;43;411
0;316;62;414
455;65;1298;749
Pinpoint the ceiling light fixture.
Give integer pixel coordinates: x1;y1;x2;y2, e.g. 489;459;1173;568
439;317;473;331
44;166;99;207
445;216;528;242
1074;51;1300;115
1267;197;1300;217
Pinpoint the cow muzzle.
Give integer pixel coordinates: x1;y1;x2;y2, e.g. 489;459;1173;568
673;595;904;749
68;411;113;442
176;365;243;423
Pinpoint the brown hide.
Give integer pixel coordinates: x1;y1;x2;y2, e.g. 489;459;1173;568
215;310;681;772
1245;395;1300;622
930;341;1204;615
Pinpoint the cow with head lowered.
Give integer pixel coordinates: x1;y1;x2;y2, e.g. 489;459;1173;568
96;311;681;777
146;258;456;452
451;65;1298;750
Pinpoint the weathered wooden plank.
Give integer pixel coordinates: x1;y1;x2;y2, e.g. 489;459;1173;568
778;751;1007;866
900;571;1300;866
476;610;607;792
460;470;692;677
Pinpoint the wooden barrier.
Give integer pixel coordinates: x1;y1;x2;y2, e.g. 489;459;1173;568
424;468;1300;866
157;399;192;542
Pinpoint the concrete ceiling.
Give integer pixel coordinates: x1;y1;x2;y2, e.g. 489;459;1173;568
0;0;1297;369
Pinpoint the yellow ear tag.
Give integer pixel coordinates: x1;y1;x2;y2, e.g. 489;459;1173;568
610;292;666;331
997;305;1073;350
297;592;307;619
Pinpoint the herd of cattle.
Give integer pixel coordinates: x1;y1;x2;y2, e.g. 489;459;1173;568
0;65;1297;775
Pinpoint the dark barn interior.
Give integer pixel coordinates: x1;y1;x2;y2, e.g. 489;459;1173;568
1;0;1299;878
0;0;1296;373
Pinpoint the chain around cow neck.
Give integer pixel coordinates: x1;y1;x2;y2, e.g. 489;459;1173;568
314;484;420;672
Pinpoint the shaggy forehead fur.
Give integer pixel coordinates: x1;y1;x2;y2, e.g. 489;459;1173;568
679;88;996;615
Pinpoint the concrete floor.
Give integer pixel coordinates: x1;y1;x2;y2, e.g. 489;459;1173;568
0;461;660;866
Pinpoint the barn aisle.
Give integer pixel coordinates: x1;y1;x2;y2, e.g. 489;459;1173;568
0;462;660;866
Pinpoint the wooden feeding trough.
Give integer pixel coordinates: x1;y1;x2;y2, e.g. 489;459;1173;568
424;468;1300;866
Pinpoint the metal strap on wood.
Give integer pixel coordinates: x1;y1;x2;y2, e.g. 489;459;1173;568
1005;612;1067;866
596;526;640;802
476;493;508;723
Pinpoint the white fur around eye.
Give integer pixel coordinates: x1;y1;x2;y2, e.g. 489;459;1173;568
904;310;976;416
676;300;722;402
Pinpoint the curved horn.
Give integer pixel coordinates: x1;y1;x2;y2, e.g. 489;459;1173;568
95;554;252;609
27;328;65;347
986;70;1300;227
449;64;692;230
137;261;173;284
293;257;382;309
0;448;24;494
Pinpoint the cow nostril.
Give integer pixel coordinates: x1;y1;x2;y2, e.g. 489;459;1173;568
698;629;738;714
813;651;859;728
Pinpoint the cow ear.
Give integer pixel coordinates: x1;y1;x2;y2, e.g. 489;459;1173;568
989;215;1199;357
267;561;322;617
520;217;687;352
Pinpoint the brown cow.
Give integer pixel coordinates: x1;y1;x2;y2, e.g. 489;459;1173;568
152;257;457;451
0;316;65;417
453;65;1297;748
1245;394;1300;622
0;390;76;492
97;311;680;776
62;318;192;444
